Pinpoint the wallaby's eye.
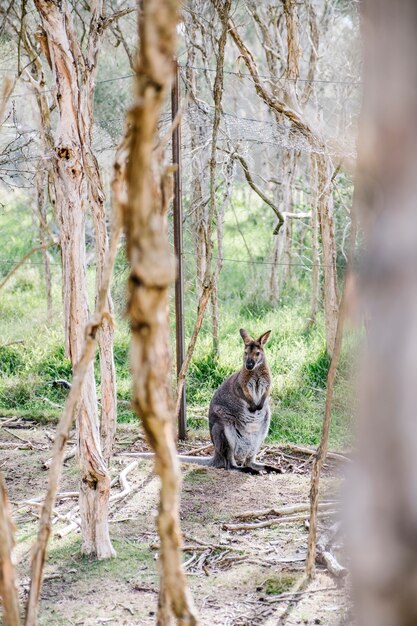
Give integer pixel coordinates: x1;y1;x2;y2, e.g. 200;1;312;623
256;351;260;356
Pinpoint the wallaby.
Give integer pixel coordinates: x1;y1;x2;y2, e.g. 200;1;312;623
136;328;281;475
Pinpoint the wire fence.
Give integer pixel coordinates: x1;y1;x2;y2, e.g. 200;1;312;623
0;53;357;324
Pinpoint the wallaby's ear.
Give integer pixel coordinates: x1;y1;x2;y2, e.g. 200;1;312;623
240;328;252;344
258;330;272;346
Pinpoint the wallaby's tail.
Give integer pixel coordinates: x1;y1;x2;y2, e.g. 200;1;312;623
133;452;213;466
178;455;213;466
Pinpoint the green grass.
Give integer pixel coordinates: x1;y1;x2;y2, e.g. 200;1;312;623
263;574;297;595
0;187;355;448
46;535;156;583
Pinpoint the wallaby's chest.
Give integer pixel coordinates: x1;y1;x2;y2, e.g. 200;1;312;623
246;376;269;405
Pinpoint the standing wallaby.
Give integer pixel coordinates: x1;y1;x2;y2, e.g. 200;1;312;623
136;328;281;474
205;328;280;474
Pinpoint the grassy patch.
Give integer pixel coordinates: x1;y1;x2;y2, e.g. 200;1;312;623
0;188;354;448
264;574;296;595
183;468;210;484
47;536;156;583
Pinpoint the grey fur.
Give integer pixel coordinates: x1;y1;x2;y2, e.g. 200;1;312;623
206;328;281;474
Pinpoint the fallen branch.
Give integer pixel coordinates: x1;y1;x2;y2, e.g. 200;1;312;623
235;501;338;520
56;461;138;537
3;428;42;450
279;444;350;463
0;442;34;450
109;461;137;503
15;492;78;509
182;443;213;456
223;510;337;531
0;417;20;429
43;445;76;469
315;522;347;578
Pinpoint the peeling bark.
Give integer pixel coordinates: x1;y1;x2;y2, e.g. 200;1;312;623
34;0;114;559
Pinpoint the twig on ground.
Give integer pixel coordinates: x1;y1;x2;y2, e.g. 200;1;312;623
316;522;347;578
223;510;337;531
56;461;138;537
279;444;351;463
43;445;76;469
3;428;42;450
0;417;20;429
109;461;137;503
235;501;338;520
183;443;214;456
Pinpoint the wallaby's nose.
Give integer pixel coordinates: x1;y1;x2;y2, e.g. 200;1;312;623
246;359;255;370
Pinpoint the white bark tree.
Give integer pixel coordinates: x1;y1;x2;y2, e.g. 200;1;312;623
34;0;116;558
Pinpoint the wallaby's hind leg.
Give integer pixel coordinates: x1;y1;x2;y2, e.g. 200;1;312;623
210;420;237;469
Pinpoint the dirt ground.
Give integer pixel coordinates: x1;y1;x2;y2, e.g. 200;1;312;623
1;419;351;626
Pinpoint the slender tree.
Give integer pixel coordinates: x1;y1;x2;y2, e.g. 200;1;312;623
123;0;197;623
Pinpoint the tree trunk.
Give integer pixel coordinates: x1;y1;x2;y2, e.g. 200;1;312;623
82;0;117;465
184;19;208;296
207;0;232;357
123;1;197;623
0;473;21;626
35;168;53;323
34;0;114;559
308;157;320;327
315;154;338;355
348;1;417;624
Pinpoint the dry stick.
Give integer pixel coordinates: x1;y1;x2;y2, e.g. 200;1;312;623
236;501;338;520
122;2;197;624
316;522;347;579
233;152;285;234
0;473;22;626
279;444;350;464
224;510;337;532
0;242;58;292
305;210;358;579
43;445;76;470
183;443;214;456
24;203;122;626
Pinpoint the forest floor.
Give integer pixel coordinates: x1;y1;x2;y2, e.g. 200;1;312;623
2;420;351;626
